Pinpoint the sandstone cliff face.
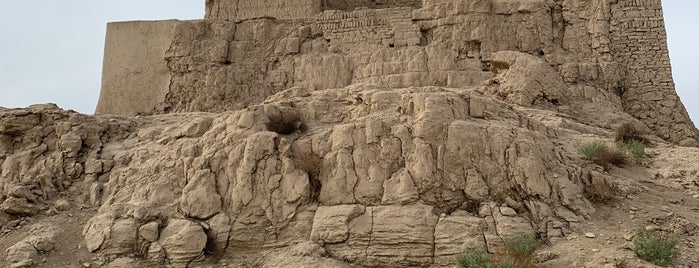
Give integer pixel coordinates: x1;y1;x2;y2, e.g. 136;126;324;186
3;51;675;266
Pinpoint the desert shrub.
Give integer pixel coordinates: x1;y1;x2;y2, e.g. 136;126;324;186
580;141;606;160
294;151;323;202
595;148;627;167
503;232;539;267
266;112;303;135
456;233;541;268
456;248;491;268
617;140;645;161
633;227;679;266
495;257;517;268
614;259;628;268
584;176;618;203
615;123;648;144
580;141;627;168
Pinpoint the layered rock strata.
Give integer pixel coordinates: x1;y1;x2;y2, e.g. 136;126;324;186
3;53;654;265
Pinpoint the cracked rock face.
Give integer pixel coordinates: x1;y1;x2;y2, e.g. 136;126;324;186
159;219;208;266
5;223;61;267
1;68;653;266
2;0;699;267
102;0;699;146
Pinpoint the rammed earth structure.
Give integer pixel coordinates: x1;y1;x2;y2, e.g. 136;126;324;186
97;0;697;145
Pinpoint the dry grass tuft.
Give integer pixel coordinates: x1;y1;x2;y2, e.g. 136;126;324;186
456;232;540;268
584;176;618;203
615;123;649;144
580;141;627;169
594;148;627;168
266;112;303;135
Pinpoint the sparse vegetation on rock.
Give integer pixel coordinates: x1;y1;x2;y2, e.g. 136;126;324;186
580;141;628;168
615;123;649;144
633;226;679;266
584;176;618;203
266;112;303;135
456;232;539;268
503;232;539;267
617;139;645;162
580;141;606;160
456;248;491;268
3;0;699;267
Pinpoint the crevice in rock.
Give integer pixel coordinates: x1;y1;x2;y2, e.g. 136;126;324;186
550;1;565;50
364;207;374;262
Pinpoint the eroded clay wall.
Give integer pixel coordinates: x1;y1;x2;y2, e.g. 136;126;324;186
609;0;697;145
323;0;422;10
96;20;181;115
100;0;698;144
205;0;323;20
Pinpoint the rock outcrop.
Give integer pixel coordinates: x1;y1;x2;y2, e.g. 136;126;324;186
5;224;61;267
2;0;699;267
0;75;665;266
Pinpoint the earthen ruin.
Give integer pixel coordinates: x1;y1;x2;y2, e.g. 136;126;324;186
2;0;699;267
97;0;698;145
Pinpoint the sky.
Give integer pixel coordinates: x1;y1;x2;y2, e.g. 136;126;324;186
0;1;203;113
0;1;697;124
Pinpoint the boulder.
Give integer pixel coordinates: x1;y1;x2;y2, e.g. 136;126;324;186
205;213;231;254
82;214;114;252
54;199;71;211
159;219;208;266
381;168;419;205
180;169;222;220
147;242;166;265
1;197;38;216
5;224;60;267
139;222;160;242
481;51;566;107
365;204;439;267
59;133;83;158
102;218;138;256
310;205;365;244
434;214;488;266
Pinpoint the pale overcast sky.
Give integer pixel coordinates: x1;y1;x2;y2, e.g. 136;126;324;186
0;1;697;125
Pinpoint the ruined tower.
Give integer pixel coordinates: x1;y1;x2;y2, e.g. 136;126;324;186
96;0;698;144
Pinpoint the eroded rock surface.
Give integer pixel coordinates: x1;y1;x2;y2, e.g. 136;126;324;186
5;224;61;267
98;0;699;146
1;78;672;267
2;0;699;267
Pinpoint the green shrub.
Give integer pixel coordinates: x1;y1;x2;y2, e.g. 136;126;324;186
456;248;491;268
580;141;627;168
456;233;541;268
633;227;679;266
580;141;606;160
617;140;645;161
503;232;539;262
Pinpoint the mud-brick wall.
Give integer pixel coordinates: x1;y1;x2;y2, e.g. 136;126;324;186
610;0;699;145
322;0;422;10
313;8;419;47
205;0;323;20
